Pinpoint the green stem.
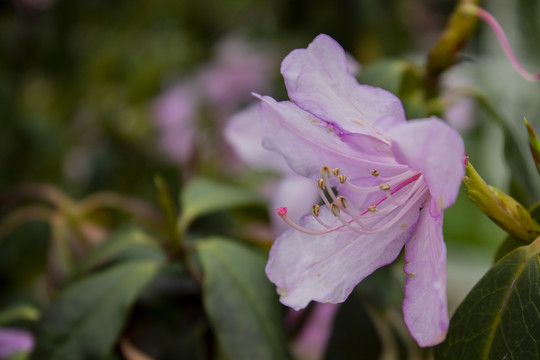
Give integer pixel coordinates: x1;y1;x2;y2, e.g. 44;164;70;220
425;0;481;99
154;175;183;251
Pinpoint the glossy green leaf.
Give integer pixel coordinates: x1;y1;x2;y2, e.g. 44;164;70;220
434;238;540;359
196;237;291;360
72;227;164;278
30;261;161;360
179;178;264;231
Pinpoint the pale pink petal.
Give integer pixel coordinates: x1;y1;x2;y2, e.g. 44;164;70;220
281;34;405;138
225;104;290;173
152;83;197;164
258;95;406;180
402;205;448;347
270;175;320;236
387;117;465;216
266;203;424;310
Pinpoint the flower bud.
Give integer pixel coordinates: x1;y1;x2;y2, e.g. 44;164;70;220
463;161;540;241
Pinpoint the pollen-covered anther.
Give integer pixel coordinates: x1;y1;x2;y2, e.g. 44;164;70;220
330;203;341;216
320;166;331;179
368;205;377;213
312;204;320;217
332;168;340;176
338;174;347;183
317;179;326;190
371;169;380;177
337;196;347;208
379;183;391;191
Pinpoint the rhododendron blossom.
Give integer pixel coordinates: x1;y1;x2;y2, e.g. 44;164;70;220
258;34;465;347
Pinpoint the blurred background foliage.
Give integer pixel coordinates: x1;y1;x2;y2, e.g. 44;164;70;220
1;0;540;359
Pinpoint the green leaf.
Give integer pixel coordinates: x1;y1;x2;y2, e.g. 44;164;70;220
434;238;540;359
196;237;291;360
30;261;161;360
324;291;382;360
72;227;164;278
179;178;264;232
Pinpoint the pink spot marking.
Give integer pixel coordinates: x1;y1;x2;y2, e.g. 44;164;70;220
276;207;288;216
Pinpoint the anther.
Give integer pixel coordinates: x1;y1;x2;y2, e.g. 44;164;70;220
312;204;320;217
330;203;341;216
332;168;340;176
371;170;380;177
321;166;331;179
337;196;347;208
379;183;391;191
338;174;347;183
368;205;377;213
317;179;325;190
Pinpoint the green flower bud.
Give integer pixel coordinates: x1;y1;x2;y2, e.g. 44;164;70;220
463;161;540;242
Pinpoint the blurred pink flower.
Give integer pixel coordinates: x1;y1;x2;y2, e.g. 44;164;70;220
0;328;34;359
198;37;273;114
152;84;197;164
290;303;339;360
152;37;273;165
442;72;476;132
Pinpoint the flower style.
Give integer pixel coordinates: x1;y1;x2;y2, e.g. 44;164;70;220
259;34;465;347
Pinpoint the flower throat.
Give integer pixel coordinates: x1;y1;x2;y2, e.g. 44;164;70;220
277;166;427;235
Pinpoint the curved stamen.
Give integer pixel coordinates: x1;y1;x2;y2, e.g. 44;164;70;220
277;173;426;236
343;170;418;194
276;207;350;235
336;180;427;234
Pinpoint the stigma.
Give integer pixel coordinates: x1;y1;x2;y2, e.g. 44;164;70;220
276;166;427;236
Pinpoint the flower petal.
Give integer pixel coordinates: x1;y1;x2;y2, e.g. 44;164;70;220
270;175;320;236
402;205;448;347
257;95;406;180
265;204;422;310
387;117;465;216
225;103;290;173
281;34;406;138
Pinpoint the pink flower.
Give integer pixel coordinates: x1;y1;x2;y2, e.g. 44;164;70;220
152;37;273;165
0;327;34;358
152;84;197;164
259;34;465;347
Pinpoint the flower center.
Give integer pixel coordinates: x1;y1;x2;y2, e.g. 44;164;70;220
277;166;427;235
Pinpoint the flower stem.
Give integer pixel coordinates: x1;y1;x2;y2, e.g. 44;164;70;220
461;3;540;82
